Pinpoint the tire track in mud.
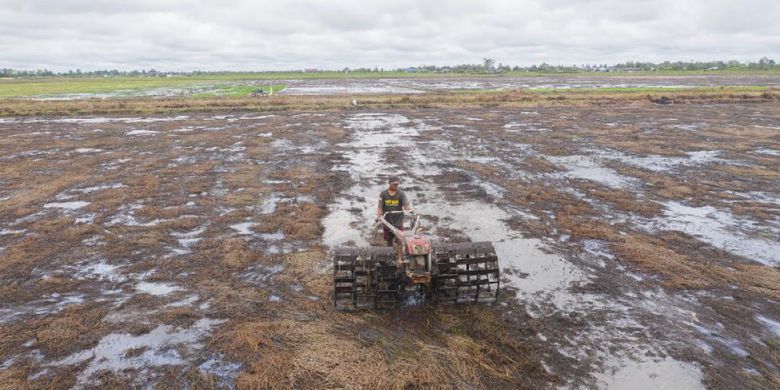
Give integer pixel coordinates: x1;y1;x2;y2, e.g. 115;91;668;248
322;110;706;389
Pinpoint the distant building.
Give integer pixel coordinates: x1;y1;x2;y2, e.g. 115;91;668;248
303;68;319;73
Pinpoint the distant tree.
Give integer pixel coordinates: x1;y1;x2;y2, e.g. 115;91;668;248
2;58;777;79
482;58;495;72
757;57;775;69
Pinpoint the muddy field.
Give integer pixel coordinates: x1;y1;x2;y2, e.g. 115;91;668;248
1;99;779;389
16;73;780;100
281;74;780;95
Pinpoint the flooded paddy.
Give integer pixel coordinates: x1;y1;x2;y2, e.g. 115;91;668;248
14;73;780;100
280;74;780;95
1;99;779;388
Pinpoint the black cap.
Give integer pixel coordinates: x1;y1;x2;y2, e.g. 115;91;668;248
387;175;400;184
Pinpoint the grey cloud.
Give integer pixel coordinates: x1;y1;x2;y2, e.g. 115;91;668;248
0;0;777;71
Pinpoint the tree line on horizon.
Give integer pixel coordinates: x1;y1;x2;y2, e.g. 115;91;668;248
1;57;777;78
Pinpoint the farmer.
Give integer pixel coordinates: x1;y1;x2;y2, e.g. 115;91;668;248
376;175;412;264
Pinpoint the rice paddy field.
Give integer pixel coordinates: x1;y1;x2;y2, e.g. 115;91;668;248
1;73;779;389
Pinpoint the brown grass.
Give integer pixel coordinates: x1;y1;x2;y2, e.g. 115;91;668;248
219;238;259;268
35;305;108;358
0;235;62;280
225;168;270;192
716;164;780;180
0;174;90;217
1;89;777;117
517;156;561;173
261;202;326;241
153;367;219;390
611;165;699;199
214;305;550;390
0;368;30;389
611;233;720;289
276;249;331;310
157;307;200;328
557;214;621;241
577;182;663;217
206;246;551;389
611;232;780;298
729;201;780;221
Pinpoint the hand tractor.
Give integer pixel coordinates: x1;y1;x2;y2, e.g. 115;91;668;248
333;210;500;310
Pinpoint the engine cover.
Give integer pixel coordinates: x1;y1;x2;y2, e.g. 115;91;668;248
405;235;432;256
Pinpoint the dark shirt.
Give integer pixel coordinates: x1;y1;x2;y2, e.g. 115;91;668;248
378;189;410;227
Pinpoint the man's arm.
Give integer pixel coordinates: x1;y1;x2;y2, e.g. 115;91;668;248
402;192;412;211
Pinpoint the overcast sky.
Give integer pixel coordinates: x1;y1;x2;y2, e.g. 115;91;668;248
1;0;778;71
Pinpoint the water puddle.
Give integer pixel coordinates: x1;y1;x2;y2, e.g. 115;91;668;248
582;239;615;267
230;222;256;235
669;123;703;132
322;183;383;248
472;177;505;198
752;148;780;157
171;226;207;250
420;199;587;304
596;149;722;172
645;201;780;266
106;202;170;227
504;122;550;133
756;315;780;337
127;130;160;136
331;149;384;181
256;194;280;214
135;282;183;296
73;148;103;154
73;183;127;194
0;228;26;235
76;260;127;283
51;318;224;388
728;191;780;206
1;116;191;124
282;82;422;95
594;357;704;390
260;231;285;241
166;295;200;308
199;355;243;387
43;201;90;210
0;294;86;324
546;155;637;188
343;112;418;148
322;112;422;248
238;264;284;285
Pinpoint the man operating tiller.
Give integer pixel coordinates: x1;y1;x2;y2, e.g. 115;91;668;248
376;175;412;266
